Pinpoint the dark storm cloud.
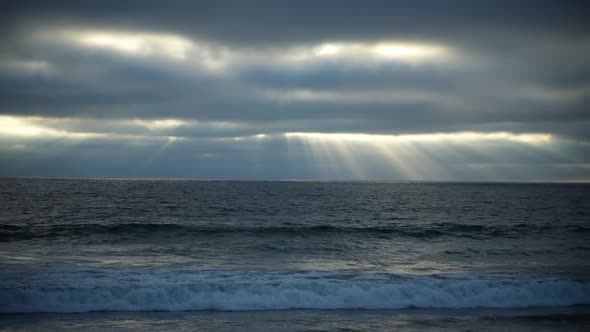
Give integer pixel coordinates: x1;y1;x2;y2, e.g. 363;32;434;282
3;0;587;44
0;0;589;180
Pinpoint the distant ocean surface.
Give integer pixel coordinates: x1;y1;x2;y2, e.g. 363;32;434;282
1;178;590;330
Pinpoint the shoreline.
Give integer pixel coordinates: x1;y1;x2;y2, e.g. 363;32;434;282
2;307;590;331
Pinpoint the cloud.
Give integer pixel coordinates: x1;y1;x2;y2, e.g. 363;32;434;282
0;0;588;180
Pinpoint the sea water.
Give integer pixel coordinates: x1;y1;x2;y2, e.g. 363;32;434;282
1;179;589;330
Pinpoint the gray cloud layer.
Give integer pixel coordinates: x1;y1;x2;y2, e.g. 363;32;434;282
1;1;589;180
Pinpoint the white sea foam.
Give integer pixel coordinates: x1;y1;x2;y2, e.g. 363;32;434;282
1;272;589;313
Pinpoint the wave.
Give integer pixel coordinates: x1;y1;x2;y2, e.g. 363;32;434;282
1;222;586;242
1;272;589;313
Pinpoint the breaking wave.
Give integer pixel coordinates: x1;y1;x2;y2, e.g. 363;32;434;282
1;271;589;313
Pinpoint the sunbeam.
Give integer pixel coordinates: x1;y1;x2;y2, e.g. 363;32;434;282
284;131;557;180
133;136;181;176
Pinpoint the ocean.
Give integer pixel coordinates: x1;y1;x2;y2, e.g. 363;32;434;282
1;178;589;331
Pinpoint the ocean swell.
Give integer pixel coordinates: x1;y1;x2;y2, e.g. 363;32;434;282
1;222;587;242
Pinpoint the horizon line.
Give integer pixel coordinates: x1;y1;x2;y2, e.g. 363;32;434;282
1;176;589;184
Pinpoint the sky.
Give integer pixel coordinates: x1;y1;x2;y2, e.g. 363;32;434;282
0;0;589;181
